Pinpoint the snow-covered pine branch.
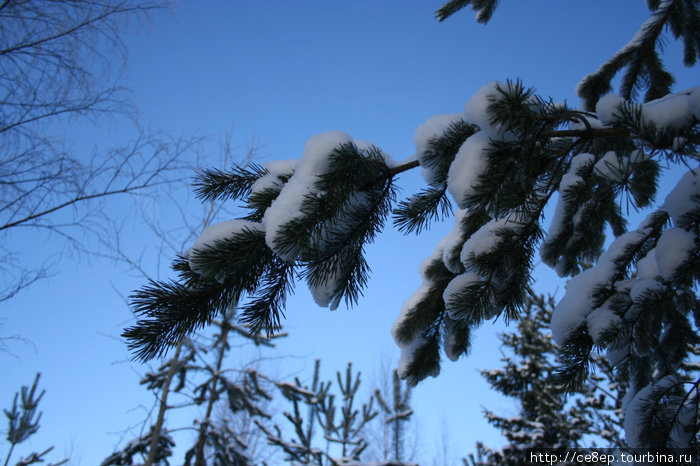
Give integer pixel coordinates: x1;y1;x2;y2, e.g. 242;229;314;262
125;1;700;450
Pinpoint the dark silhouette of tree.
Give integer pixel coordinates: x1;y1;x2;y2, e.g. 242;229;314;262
0;0;194;303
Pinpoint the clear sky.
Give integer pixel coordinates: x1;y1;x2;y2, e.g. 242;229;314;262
2;1;698;464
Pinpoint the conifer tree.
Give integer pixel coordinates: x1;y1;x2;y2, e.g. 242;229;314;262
373;370;414;464
104;314;279;465
466;292;625;466
124;1;700;450
255;360;376;465
101;426;175;466
3;374;67;466
255;359;417;466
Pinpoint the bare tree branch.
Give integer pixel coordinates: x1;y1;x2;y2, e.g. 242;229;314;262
0;1;207;302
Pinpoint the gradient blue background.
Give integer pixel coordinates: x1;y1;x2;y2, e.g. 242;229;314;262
2;1;697;464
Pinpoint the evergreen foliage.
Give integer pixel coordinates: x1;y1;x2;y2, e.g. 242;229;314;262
106;316;280;465
125;0;700;450
255;360;416;466
124;140;396;361
110;324;419;465
374;370;414;464
466;292;625;465
436;0;700;110
393;120;477;235
101;426;175;466
255;360;377;464
3;374;67;466
435;0;500;24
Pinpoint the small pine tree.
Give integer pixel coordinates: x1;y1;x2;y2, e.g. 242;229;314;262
255;360;377;465
105;314;278;465
123;1;700;450
373;370;414;464
101;426;175;466
254;359;419;466
3;374;68;466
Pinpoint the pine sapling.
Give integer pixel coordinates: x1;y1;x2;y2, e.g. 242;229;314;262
3;374;67;466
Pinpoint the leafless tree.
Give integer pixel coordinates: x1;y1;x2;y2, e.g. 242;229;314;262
0;0;196;303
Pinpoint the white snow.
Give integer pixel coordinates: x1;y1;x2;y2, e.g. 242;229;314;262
552;228;647;345
641;86;700;129
624;374;682;448
443;329;460;362
595;94;624;124
309;271;343;311
443;316;468;362
614;278;636;293
397;334;435;380
463;81;502;133
442;272;486;320
569;114;604;131
309;191;372;254
577;1;671;100
392;283;432;346
250;159;298;196
441;209;468;274
256;131;397;310
586;304;621;346
392;238;448;345
637;249;659;280
189;219;264;276
418;236;448;277
262;130;354;261
629;278;664;303
355;138;398;168
417;82;519;207
561;152;595;192
446;130;492;209
542;152;595;272
460;217;522;265
671;402;697;448
414;113;465;185
663;169;700;224
552;266;604;345
274;381;317;399
593;151;623;182
654;227;696;280
594;87;700;130
623;383;651;448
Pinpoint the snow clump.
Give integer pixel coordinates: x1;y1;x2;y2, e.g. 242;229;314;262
413;113;465;185
189;219;264;278
262;130;354;261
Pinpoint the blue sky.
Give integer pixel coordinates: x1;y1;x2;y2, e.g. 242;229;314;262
2;1;698;464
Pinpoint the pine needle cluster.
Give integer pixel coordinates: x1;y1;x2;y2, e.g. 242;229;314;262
123;0;700;450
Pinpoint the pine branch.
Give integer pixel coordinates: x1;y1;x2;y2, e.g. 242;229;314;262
394;119;474;233
389;159;419;175
238;260;295;335
393;187;452;235
193;164;267;203
402;333;441;387
435;0;500;23
577;0;681;110
393;256;455;347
